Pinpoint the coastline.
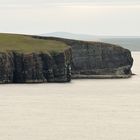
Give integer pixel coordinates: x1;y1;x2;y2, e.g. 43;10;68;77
72;74;132;79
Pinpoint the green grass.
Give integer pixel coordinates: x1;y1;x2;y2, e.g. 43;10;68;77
0;33;68;54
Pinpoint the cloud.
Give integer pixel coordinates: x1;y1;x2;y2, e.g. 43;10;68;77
0;0;140;8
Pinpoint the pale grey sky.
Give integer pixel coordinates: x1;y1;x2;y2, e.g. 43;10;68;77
0;0;140;36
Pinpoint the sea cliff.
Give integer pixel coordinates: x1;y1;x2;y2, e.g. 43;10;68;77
34;36;133;78
0;33;133;83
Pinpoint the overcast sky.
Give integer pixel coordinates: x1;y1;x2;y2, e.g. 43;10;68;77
0;0;140;36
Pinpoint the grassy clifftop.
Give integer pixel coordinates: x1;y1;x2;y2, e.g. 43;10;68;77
0;33;68;53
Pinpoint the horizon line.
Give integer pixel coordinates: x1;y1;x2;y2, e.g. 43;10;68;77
0;2;140;8
1;32;140;38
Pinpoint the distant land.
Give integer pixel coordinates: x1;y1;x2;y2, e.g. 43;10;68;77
41;32;140;51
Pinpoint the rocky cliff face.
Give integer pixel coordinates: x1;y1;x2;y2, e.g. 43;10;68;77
0;52;14;83
70;42;133;78
0;34;133;84
0;48;72;83
36;37;133;78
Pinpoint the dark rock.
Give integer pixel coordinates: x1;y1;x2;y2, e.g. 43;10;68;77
69;41;133;78
41;49;72;82
13;52;45;83
0;48;72;83
0;52;14;83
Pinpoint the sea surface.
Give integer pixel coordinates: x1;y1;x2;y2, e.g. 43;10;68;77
101;38;140;51
0;52;140;140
